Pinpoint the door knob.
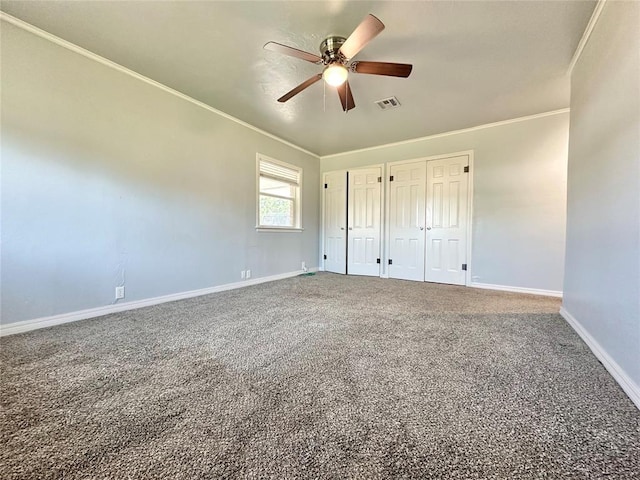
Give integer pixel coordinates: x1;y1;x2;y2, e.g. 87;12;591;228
340;227;345;230
349;227;353;230
420;227;424;230
427;227;432;230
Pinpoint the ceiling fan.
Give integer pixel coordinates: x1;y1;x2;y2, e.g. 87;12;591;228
264;14;413;112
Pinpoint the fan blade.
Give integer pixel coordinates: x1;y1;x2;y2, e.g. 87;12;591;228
353;61;413;78
264;41;322;63
277;74;323;103
336;81;356;112
339;14;385;59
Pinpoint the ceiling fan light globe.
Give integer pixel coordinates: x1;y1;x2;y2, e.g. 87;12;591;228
323;64;348;86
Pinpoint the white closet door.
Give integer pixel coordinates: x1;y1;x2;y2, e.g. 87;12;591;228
388;161;426;281
348;167;382;276
425;155;469;285
323;170;347;274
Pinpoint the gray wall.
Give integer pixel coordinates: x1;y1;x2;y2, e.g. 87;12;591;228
563;1;640;387
321;112;569;292
1;22;319;325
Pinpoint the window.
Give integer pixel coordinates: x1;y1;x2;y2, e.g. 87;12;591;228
257;154;302;230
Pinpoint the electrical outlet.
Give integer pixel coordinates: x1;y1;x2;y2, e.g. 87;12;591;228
246;269;251;279
241;270;245;280
115;286;125;300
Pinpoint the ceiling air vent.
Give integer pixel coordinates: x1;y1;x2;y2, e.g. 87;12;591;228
374;96;401;111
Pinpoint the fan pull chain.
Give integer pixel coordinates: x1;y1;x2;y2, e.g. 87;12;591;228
346;81;349;114
323;80;326;112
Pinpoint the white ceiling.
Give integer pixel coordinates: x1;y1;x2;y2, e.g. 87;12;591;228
1;1;596;156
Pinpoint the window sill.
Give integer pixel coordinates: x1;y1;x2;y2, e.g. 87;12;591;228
256;226;304;233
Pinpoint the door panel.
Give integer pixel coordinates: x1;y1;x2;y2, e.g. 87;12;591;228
425;156;469;285
388;162;426;281
348;167;381;276
323;171;347;274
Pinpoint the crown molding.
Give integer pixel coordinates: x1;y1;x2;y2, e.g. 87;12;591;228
567;0;608;75
0;12;320;159
321;108;570;160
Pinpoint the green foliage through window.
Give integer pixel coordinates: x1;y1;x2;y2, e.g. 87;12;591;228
260;196;294;226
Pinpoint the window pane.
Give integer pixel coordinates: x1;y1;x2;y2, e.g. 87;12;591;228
257;155;301;229
260;195;294;226
260;176;295;198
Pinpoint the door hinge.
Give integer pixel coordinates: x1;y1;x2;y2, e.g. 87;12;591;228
376;258;380;264
324;254;327;260
377;176;382;183
390;175;394;182
388;259;393;265
324;183;328;188
462;263;467;271
464;166;469;173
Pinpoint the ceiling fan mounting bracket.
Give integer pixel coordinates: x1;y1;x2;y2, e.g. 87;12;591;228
319;36;347;65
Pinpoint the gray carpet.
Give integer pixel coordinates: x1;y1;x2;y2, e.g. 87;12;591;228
1;273;638;479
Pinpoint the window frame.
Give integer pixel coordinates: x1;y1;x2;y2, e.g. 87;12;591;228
256;154;303;232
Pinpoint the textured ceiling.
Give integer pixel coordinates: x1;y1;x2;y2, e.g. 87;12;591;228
0;1;596;156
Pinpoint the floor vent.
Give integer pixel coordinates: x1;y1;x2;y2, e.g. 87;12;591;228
374;96;401;110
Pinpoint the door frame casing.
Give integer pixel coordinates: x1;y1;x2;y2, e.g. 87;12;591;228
384;150;474;285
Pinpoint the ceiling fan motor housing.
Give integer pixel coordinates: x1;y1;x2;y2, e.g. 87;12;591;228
320;36;347;64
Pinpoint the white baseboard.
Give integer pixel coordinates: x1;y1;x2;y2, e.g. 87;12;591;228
470;282;563;298
560;307;640;410
0;269;317;337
